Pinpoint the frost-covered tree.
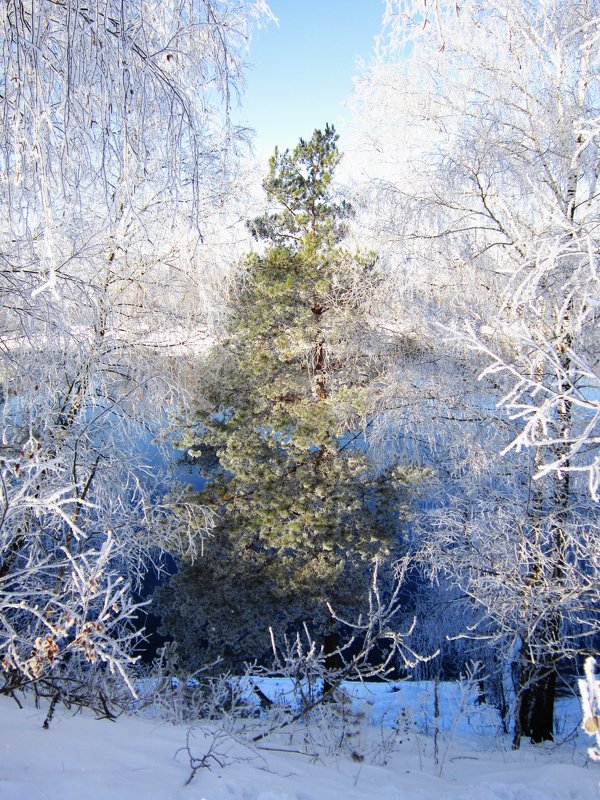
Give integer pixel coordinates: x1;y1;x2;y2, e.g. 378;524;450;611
0;0;272;701
351;0;600;744
156;126;419;671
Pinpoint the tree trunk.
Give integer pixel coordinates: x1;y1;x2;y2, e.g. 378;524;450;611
322;619;342;699
513;175;574;746
513;639;558;746
513;453;565;747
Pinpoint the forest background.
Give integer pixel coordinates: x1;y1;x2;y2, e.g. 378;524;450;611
0;0;599;754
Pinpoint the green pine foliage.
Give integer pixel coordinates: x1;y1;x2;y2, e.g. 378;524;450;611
156;126;419;671
248;122;353;247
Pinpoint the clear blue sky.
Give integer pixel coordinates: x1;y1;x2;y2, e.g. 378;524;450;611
236;1;385;158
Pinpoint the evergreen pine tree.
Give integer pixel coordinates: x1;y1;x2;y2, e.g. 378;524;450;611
156;126;417;671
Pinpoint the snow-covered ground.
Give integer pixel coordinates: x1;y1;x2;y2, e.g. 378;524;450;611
1;679;598;799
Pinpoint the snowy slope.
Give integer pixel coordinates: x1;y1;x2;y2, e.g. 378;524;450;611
1;681;598;800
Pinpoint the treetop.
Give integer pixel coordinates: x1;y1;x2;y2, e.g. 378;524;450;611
248;123;353;250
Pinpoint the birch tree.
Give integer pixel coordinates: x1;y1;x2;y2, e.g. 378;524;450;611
0;0;272;701
351;0;600;744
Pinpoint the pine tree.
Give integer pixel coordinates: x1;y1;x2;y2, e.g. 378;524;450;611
156;126;417;671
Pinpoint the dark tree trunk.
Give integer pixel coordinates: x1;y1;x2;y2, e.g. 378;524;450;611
513;654;557;746
513;431;567;748
514;368;571;747
322;622;342;699
513;607;562;747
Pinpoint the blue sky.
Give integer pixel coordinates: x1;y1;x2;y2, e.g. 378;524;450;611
236;1;385;158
